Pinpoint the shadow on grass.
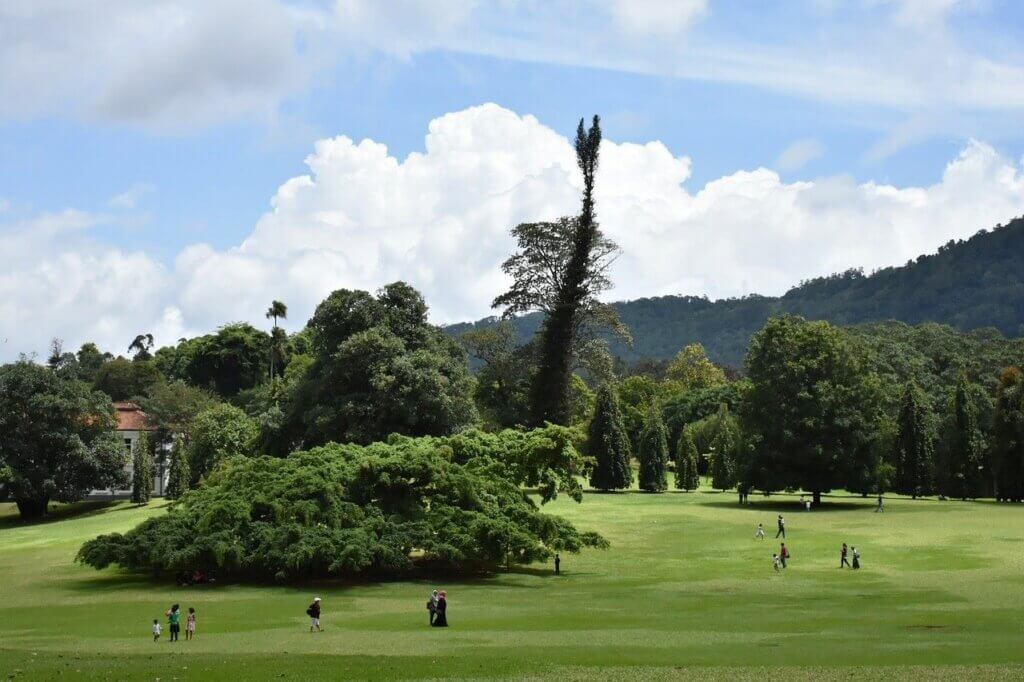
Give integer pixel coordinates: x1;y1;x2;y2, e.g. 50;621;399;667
0;499;159;529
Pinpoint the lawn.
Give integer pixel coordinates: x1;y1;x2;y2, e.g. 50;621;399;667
2;487;1024;680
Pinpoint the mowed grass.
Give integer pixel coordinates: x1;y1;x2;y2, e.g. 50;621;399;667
2;486;1024;680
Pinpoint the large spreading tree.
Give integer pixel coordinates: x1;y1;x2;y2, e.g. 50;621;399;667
587;384;633;491
78;433;607;581
742;316;881;505
0;361;128;519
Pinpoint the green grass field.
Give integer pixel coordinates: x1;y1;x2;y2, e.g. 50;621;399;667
2;486;1024;681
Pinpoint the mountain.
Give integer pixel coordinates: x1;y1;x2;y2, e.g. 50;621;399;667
447;215;1024;368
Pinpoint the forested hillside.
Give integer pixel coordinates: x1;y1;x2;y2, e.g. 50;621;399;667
449;216;1024;368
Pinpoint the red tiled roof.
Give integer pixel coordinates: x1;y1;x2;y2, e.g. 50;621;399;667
113;402;155;432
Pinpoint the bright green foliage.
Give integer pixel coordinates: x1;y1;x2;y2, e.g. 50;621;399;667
587;384;633;491
568;374;595;426
77;434;607;580
187;403;259;483
135;380;217;446
0;361;127;518
674;426;700;491
617;375;666;454
131;432;153;504
893;382;935;499
637;402;669;492
665;343;726;390
743;316;881;504
938;374;986;499
283;283;477;447
165;435;190;500
992;367;1024;502
93;357;163;401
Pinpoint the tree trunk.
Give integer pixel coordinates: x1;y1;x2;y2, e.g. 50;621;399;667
812;490;821;506
16;497;48;520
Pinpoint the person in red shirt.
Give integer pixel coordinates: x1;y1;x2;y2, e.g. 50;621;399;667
780;543;790;568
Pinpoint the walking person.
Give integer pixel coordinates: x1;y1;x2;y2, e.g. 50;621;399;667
772;554;781;572
167;604;181;642
427;590;438;626
776;515;786;539
554;553;561;575
186;607;196;640
307;597;322;632
755;523;765;539
840;543;850;568
852;547;861;570
779;543;789;568
875;494;884;512
432;590;448;627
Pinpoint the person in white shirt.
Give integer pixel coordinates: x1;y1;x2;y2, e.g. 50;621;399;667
755;523;765;539
772;554;781;572
152;619;162;642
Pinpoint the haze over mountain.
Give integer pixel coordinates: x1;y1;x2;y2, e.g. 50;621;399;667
449;215;1024;369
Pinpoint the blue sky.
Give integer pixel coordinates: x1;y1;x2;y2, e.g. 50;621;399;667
2;0;1024;359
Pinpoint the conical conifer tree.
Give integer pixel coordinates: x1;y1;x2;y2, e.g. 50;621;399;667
944;374;984;500
130;432;152;504
165;434;191;500
709;404;739;491
894;382;935;499
993;367;1024;503
638;402;668;492
587;384;633;490
675;426;700;491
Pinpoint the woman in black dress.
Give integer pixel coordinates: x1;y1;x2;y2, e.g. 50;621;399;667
432;590;448;627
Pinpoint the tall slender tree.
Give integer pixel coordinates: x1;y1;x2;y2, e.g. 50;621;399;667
893;382;935;499
131;432;153;504
675;426;700;491
265;300;288;379
587;384;632;491
165;434;190;500
940;374;985;500
637;402;669;492
992;367;1024;502
529;116;603;426
709;405;739;491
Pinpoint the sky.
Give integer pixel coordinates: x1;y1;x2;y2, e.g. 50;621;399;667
2;0;1024;361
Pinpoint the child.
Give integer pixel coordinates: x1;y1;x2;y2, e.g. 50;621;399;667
772;554;781;572
755;523;765;539
852;547;861;569
152;619;162;642
186;607;196;640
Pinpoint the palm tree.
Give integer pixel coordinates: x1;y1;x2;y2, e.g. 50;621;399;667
265;301;288;379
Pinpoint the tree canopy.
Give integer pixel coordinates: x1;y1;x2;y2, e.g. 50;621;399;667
77;431;606;581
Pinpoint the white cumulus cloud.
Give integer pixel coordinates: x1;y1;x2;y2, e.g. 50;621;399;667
2;105;1023;361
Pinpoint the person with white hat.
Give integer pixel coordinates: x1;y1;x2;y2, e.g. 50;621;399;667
307;597;322;632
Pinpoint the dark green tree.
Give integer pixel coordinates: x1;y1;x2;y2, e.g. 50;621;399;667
75;342;112;383
93;357;163;401
587;384;633;491
0;362;127;519
637;402;669;492
939;374;985;499
675;426;700;491
461;323;533;429
992;367;1024;502
131;432;153;504
165;435;190;500
286;283;477;447
743;316;880;505
708;405;739;491
128;333;155;361
893;382;935;499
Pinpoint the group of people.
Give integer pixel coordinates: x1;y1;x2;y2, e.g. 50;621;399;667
426;589;449;627
152;604;196;642
757;513;864;572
